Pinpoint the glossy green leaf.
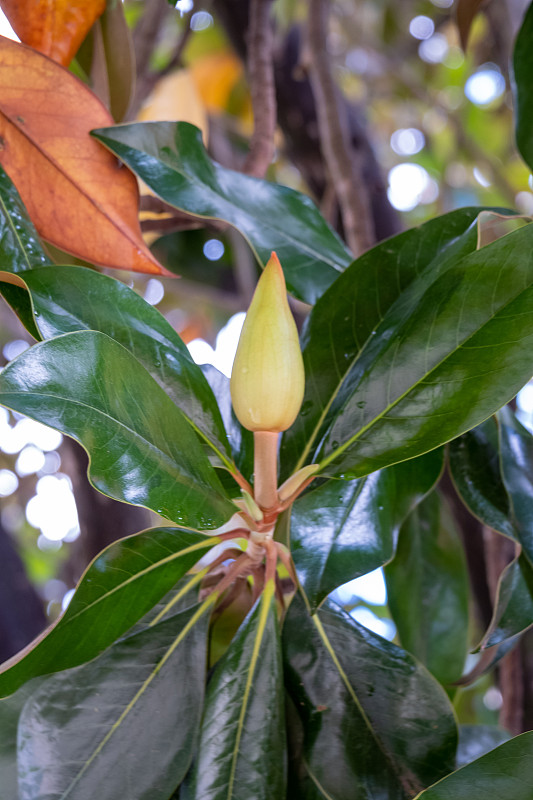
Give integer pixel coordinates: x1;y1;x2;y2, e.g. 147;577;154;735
290;448;444;611
283;594;457;800
184;581;286;800
413;732;533;800
385;491;469;685
17;603;211;800
201;363;253;481
0;330;236;529
513;1;533;173
0;679;44;798
0;527;215;697
0;163;49;337
456;725;510;768
18;265;233;467
498;406;533;565
286;220;533;479
481;553;533;648
448;417;516;539
91;121;352;305
280;206;509;478
0;163;49;274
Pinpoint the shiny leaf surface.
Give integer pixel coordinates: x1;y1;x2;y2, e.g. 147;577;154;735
413;732;533;800
184;581;286;800
17;604;210;800
481;553;533;648
283;594;457;800
385;491;469;685
290;449;443;611
0;37;165;274
498;406;533;565
289;220;533;479
514;1;533;174
0;331;235;528
0;528;215;697
1;0;106;66
448;417;516;539
280;207;503;477
0;164;48;274
18;265;233;467
92;121;352;304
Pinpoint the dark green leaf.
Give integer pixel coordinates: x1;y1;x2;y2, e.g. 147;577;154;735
290;449;444;611
19;265;233;467
283;594;457;799
289;221;533;479
0;163;49;274
385;491;469;685
0;679;44;798
280;206;508;478
481;553;533;648
0;331;236;528
17;603;211;800
184;582;286;800
513;1;533;173
0;528;215;697
456;725;510;768
448;417;516;539
92;121;352;304
498;406;533;565
413;732;533;800
201;363;253;481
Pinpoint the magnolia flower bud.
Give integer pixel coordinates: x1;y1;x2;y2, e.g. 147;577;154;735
230;252;304;432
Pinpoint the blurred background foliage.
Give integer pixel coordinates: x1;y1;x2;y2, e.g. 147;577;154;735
0;0;531;729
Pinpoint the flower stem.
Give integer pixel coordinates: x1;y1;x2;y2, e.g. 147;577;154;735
253;430;279;509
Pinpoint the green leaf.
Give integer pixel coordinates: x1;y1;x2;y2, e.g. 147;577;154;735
290;448;444;611
283;594;457;799
0;527;215;697
289;220;533;479
280;206;507;477
19;265;233;468
0;679;44;798
481;553;533;648
0;330;236;528
17;603;211;800
91;121;352;305
456;725;510;768
448;417;516;539
385;491;469;685
201;363;253;481
184;581;286;800
513;1;533;173
413;732;533;800
498;406;533;565
0;164;49;274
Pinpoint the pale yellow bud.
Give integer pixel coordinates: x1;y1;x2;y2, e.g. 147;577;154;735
230;252;305;433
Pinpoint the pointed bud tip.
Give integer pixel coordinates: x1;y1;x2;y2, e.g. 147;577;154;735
230;252;304;432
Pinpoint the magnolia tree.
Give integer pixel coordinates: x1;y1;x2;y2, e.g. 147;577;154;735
2;0;533;798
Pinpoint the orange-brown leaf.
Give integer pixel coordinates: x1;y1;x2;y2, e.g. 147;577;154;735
0;36;167;276
1;0;106;66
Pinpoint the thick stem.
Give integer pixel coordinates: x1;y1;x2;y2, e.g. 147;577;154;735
253;430;280;509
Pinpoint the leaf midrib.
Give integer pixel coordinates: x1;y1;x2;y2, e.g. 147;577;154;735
102;131;350;273
0;109;151;261
0;388;215;489
318;256;533;471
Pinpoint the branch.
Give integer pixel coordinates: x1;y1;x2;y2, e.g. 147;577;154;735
307;0;375;255
243;0;277;178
